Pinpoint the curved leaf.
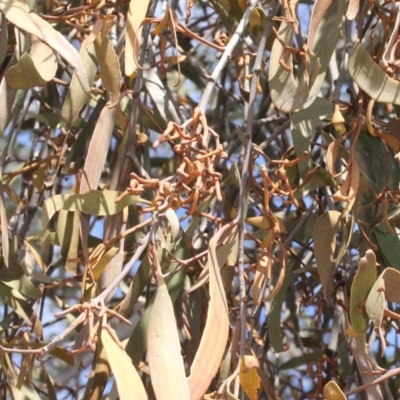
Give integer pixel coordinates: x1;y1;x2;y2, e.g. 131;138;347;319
187;233;234;400
348;41;400;104
349;250;376;334
268;22;308;113
323;381;346;400
125;0;150;77
6;37;57;89
42;190;142;228
0;0;90;92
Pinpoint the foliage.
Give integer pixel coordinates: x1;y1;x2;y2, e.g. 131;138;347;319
1;0;400;399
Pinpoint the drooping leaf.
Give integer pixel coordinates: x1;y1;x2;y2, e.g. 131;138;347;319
79;105;117;194
313;211;343;305
94;35;121;108
253;252;268;307
125;0;150;77
57;210;80;275
346;0;359;19
304;0;344;106
0;59;19;136
268;22;308;113
148;274;190;400
365;268;400;355
0;282;42;336
0;179;9;267
291;97;333;180
187;232;235;400
60;40;97;128
373;223;400;271
239;355;260;400
0;0;90;92
101;328;148;400
348;41;400;104
125;265;186;367
349;250;376;334
268;257;298;352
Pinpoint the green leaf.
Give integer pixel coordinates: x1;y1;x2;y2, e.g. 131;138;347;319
348;41;400;104
268;22;308;113
313;211;344;305
5;37;57;89
268;258;297;352
0;0;90;92
61;40;97;127
291;98;333;180
42;190;142;228
373;223;400;270
350;250;376;332
304;0;345;106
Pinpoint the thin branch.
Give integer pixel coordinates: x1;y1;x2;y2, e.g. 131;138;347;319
198;0;261;115
233;1;276;393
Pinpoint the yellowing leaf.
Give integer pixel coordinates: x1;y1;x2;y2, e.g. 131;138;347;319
254;252;269;307
238;0;261;26
0;0;89;92
148;274;190;400
323;381;346;400
246;215;274;229
91;247;119;280
125;0;150;77
313;211;343;305
101;328;148;400
187;232;234;400
246;215;285;234
167;55;187;69
239;356;260;400
94;35;121;108
332;103;346;136
260;230;274;249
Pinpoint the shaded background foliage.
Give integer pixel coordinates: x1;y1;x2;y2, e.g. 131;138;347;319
1;0;400;399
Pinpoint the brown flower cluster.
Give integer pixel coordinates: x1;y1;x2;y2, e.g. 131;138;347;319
118;108;227;215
